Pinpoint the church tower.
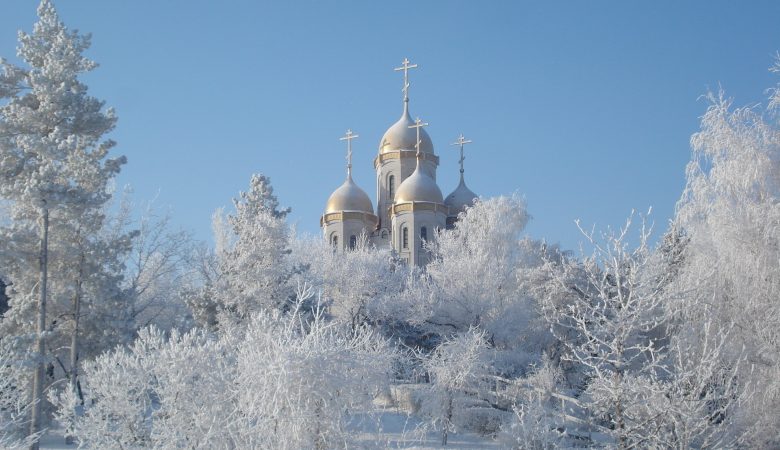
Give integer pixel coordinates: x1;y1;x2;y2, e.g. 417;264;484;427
321;130;378;251
373;58;438;245
391;118;448;266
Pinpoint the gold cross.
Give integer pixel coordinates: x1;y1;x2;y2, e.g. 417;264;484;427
340;129;359;175
451;134;472;174
408;117;429;158
394;57;418;102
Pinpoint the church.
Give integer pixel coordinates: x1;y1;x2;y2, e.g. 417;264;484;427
321;59;478;266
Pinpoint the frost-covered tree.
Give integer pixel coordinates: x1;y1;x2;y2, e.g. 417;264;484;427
0;340;38;449
670;86;780;446
423;196;556;374
188;174;296;327
117;199;195;332
542;213;751;448
53;287;394;449
426;196;530;334
649;318;748;449
422;327;489;446
542;215;670;448
0;1;126;443
295;233;406;330
499;357;565;449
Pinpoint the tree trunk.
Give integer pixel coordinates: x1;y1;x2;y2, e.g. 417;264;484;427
442;390;453;446
65;250;84;445
29;205;49;450
615;370;626;450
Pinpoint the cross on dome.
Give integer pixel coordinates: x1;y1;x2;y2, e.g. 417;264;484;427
394;57;418;103
451;134;472;174
340;129;359;176
408;117;429;160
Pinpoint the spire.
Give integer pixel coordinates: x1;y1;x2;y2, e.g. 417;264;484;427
451;134;473;182
394;57;418;112
409;117;429;170
340;129;359;178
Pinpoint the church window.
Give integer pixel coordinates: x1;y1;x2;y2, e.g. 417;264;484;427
332;235;338;247
349;235;357;250
381;230;388;240
388;175;395;199
402;227;408;249
420;226;427;248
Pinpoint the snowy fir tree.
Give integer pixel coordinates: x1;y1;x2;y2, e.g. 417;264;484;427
0;0;129;445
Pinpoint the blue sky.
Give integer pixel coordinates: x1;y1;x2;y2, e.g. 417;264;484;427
2;1;779;250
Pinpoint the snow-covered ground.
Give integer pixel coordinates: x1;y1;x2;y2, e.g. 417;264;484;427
39;408;501;449
349;408;501;449
38;432;75;450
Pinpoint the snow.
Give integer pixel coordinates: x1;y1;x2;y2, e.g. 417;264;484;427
39;410;502;450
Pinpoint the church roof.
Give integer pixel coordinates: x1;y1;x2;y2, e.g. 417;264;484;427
445;174;478;214
379;102;434;155
325;175;374;214
395;166;444;204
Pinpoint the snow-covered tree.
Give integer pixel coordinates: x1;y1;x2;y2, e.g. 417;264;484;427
422;327;489;445
0;1;126;443
541;211;753;448
670;86;780;446
0;339;38;449
499;357;565;449
118;199;195;332
649;318;748;449
186;174;297;328
295;233;406;331
54;286;394;449
542;215;670;448
425;196;530;335
422;196;556;374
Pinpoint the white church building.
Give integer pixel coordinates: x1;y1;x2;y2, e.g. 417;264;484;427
321;59;478;266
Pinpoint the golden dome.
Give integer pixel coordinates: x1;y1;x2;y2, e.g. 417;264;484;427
394;166;443;204
379;103;434;155
325;175;374;213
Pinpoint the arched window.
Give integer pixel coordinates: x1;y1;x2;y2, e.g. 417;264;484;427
388;175;395;199
381;230;388;240
420;226;427;248
349;235;357;250
332;235;338;247
402;227;408;249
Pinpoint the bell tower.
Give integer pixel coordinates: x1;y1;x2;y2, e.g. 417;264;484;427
374;58;439;244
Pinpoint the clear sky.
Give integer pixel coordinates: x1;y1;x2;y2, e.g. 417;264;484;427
2;1;779;250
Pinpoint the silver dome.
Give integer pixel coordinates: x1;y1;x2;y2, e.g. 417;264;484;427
445;175;478;214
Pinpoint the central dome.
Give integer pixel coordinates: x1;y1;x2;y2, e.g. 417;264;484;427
325;175;374;213
379;104;434;155
395;166;443;204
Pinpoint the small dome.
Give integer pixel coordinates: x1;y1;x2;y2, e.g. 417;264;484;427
379;104;434;155
395;167;443;204
445;175;478;214
325;175;374;213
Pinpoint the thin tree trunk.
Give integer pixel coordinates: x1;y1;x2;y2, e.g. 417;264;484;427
65;250;84;445
615;370;626;450
442;390;453;446
29;205;49;450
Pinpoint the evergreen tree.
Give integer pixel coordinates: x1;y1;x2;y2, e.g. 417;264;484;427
0;1;126;445
186;174;296;328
